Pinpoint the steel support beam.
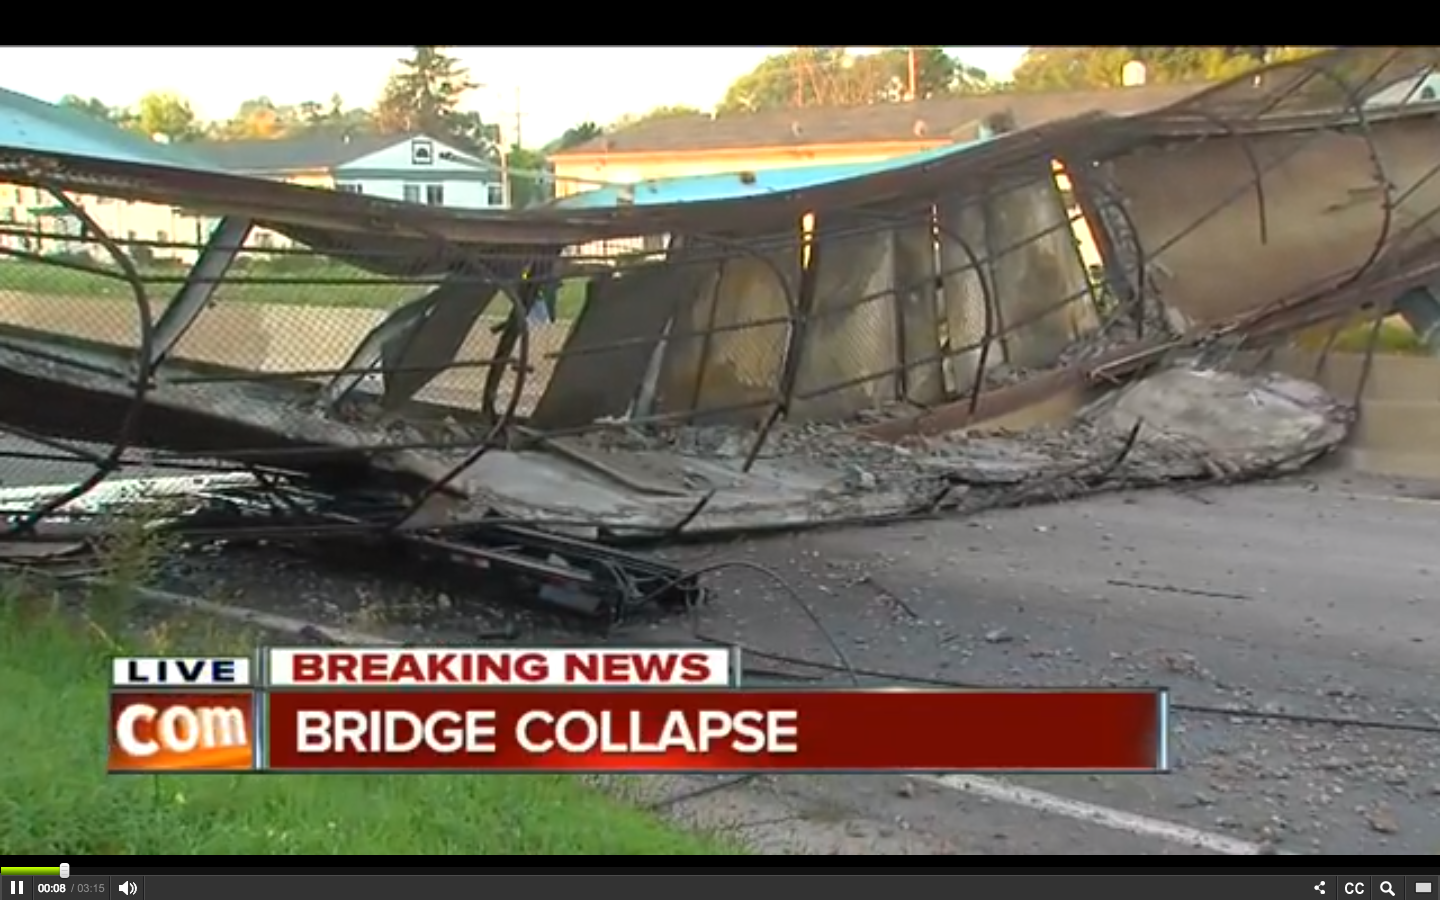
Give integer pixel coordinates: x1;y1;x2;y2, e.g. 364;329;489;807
318;296;434;410
145;217;252;369
319;277;499;411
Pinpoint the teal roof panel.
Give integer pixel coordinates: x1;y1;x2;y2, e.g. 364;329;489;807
551;139;991;209
0;87;221;172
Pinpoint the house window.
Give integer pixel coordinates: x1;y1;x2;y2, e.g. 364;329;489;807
487;183;506;207
336;182;363;194
403;184;421;204
125;230;137;242
155;230;168;245
425;184;445;206
411;139;434;166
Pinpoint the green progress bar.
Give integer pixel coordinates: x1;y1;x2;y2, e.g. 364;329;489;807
2;868;61;875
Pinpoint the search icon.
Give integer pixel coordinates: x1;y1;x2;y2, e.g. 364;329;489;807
1380;883;1395;897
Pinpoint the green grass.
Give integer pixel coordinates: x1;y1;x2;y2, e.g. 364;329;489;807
0;256;588;319
0;583;734;855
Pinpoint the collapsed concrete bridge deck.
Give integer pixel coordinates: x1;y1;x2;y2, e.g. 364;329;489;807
1;48;1439;586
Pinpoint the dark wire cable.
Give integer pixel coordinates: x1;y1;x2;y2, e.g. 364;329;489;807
631;558;859;687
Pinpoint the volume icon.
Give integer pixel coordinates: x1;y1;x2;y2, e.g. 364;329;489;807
118;883;136;896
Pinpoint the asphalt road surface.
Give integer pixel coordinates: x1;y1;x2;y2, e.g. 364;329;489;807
150;467;1440;855
668;469;1440;854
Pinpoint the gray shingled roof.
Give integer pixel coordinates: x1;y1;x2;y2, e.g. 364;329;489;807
193;132;430;174
553;83;1211;156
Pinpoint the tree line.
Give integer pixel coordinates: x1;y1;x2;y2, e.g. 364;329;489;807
1007;46;1329;92
706;46;1331;114
62;47;495;148
574;46;1332;133
57;46;1332;206
64;46;1331;149
59;46;582;206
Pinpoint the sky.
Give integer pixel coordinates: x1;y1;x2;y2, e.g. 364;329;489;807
0;47;1029;148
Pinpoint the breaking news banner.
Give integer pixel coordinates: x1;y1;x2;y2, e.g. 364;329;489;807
262;688;1168;773
108;656;259;773
104;649;1167;774
265;647;737;688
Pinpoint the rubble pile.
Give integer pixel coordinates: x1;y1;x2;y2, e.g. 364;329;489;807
561;364;1356;519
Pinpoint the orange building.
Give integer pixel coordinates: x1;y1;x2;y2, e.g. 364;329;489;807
548;83;1208;199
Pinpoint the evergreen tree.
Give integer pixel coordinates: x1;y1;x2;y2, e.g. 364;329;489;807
374;46;491;154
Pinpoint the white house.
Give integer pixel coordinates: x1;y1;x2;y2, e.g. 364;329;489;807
194;131;506;209
0;132;506;265
1365;71;1440;108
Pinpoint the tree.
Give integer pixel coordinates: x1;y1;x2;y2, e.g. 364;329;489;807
135;91;199;142
546;121;603;153
719;50;808;112
216;96;287;139
1010;46;1329;92
717;47;992;113
59;95;122;123
210;94;377;140
630;104;704;121
861;46;990;100
297;100;325;125
445;110;501;160
506;145;551;208
608;104;704;131
374;46;492;155
315;94;378;137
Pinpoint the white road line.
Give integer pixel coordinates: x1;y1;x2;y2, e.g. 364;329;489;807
918;774;1284;856
1352;493;1440;507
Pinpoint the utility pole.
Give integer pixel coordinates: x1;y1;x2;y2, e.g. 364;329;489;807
794;47;806;107
513;86;523;150
497;86;528;207
906;46;918;101
499;149;510;208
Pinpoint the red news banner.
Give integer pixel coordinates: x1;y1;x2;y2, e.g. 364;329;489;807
108;647;1168;774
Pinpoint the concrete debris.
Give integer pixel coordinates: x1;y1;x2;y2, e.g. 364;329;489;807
1088;368;1354;479
0;46;1428;621
429;365;1353;537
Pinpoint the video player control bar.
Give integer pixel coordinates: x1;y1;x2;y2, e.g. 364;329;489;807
3;876;143;899
1314;879;1437;899
5;874;1436;900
